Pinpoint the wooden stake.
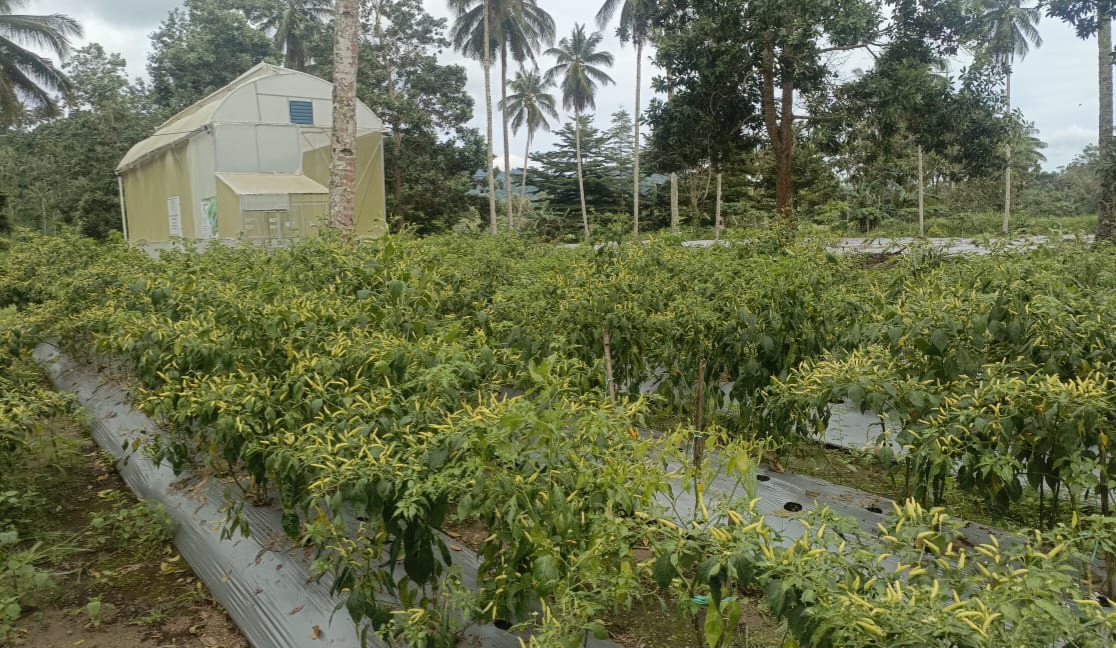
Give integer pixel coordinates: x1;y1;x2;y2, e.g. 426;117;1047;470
1101;439;1114;601
602;328;616;402
694;358;707;469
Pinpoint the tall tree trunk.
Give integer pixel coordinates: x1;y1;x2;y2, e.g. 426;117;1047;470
392;131;403;209
483;0;497;234
288;38;306;71
1099;12;1114;242
328;0;360;231
714;171;722;239
575;109;590;240
522;133;531;219
1101;437;1115;601
775;81;795;224
501;43;514;228
670;173;679;233
632;40;643;236
761;42;794;225
1003;68;1012;236
602;329;616;401
375;3;404;227
918;145;925;238
667;79;679;233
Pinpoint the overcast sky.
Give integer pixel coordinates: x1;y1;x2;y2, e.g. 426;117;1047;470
33;0;1101;170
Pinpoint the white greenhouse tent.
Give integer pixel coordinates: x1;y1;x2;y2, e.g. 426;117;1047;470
116;62;387;245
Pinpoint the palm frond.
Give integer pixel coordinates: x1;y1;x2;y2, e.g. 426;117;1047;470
585;65;614;86
0;1;28;16
545;23;613;114
0;3;79;123
0;35;71;94
595;0;623;31
979;0;1041;63
450;0;554;63
0;55;60;122
0;13;82;59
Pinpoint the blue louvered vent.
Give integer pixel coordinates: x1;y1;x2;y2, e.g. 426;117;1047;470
289;100;314;125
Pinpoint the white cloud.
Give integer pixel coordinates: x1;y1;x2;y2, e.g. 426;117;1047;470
28;0;171;77
1012;18;1097;169
48;0;180;28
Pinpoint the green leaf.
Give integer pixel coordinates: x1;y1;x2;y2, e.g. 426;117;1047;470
847;384;866;407
653;554;676;589
722;600;742;637
733;450;752;476
878;444;895;468
585;620;609;640
426;445;449;470
930;329;949;353
345;588;367;624
532;554;560;596
402;527;435;585
704;606;725;648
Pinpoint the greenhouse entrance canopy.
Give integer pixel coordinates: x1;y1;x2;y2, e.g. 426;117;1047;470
215;172;328;196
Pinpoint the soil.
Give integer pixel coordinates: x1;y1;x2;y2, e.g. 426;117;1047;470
13;606;243;648
5;418;247;648
442;516;489;552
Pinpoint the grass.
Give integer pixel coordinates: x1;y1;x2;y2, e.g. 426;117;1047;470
851;212;1096;239
1;414;246;648
781;442;1076;534
606;589;785;648
629;211;1097;242
781;443;898;498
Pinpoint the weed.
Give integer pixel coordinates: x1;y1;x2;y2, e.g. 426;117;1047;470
79;595;116;629
88;490;174;556
0;531;53;642
0;489;44;532
127;606;167;626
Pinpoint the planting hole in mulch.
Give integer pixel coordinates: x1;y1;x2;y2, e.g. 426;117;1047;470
866;505;884;514
494;619;514;630
783;502;803;512
756;474;771;482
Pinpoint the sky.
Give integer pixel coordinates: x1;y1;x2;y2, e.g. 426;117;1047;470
31;0;1102;170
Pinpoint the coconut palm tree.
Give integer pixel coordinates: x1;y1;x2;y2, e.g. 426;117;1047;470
596;0;653;234
499;66;558;216
329;0;359;230
248;0;331;71
451;0;554;226
978;0;1042;235
546;24;614;239
460;0;499;233
1010;121;1047;169
0;0;81;127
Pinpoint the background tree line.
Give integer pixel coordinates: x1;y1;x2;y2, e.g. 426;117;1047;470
0;0;1114;241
